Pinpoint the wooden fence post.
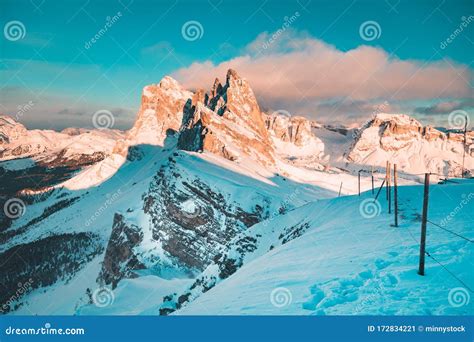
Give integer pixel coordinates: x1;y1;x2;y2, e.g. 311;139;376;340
387;162;391;214
418;173;430;276
394;164;398;227
374;179;385;202
462;116;467;178
371;166;374;194
358;171;361;196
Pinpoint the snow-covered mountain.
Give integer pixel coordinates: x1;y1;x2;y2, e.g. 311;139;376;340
347;114;474;177
1;69;472;316
0;116;125;196
0;115;123;163
265;114;327;170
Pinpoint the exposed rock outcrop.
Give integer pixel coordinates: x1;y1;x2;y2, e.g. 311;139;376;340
126;77;193;147
178;69;275;166
97;213;145;289
348;114;474;176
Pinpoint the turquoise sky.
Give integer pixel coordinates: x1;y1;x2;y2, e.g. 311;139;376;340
0;0;473;129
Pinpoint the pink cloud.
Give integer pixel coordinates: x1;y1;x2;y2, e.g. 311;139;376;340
172;31;472;105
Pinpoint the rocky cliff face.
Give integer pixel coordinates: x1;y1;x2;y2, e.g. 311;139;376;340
178;69;275;166
97;213;145;289
265;114;315;146
264;113;327;169
126;77;193;147
139;153;266;272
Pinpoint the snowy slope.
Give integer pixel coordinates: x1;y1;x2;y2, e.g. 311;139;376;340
3;144;174;315
0;115;123;162
5;142;356;315
2;69;472;317
176;180;473;315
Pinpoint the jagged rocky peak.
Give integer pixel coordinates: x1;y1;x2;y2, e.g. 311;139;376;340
222;69;269;137
264;112;327;168
178;69;275;166
192;88;207;105
348;113;474;176
126;70;275;166
210;77;223;99
265;113;318;147
351;113;437;154
371;113;420;127
226;68;239;82
157;75;182;90
127;76;193;146
362;113;453;143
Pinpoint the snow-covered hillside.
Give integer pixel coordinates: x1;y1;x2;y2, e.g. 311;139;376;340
1;69;472;316
175;180;474;315
0;115;123;163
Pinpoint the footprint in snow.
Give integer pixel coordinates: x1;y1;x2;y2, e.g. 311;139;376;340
375;258;391;270
303;259;400;313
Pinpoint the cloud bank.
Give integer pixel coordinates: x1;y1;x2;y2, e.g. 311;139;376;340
172;31;472;124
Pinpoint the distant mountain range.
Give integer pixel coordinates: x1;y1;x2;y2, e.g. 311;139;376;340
0;69;472;315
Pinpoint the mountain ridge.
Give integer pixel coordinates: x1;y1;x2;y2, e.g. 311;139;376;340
0;68;473;316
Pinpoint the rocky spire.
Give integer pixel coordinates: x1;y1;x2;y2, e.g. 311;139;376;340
225;69;241;85
126;76;193;147
210;78;223;98
178;69;275;166
127;69;277;166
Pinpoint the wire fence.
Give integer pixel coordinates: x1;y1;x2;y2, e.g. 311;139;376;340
366;164;473;293
426;219;473;243
403;217;473;292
